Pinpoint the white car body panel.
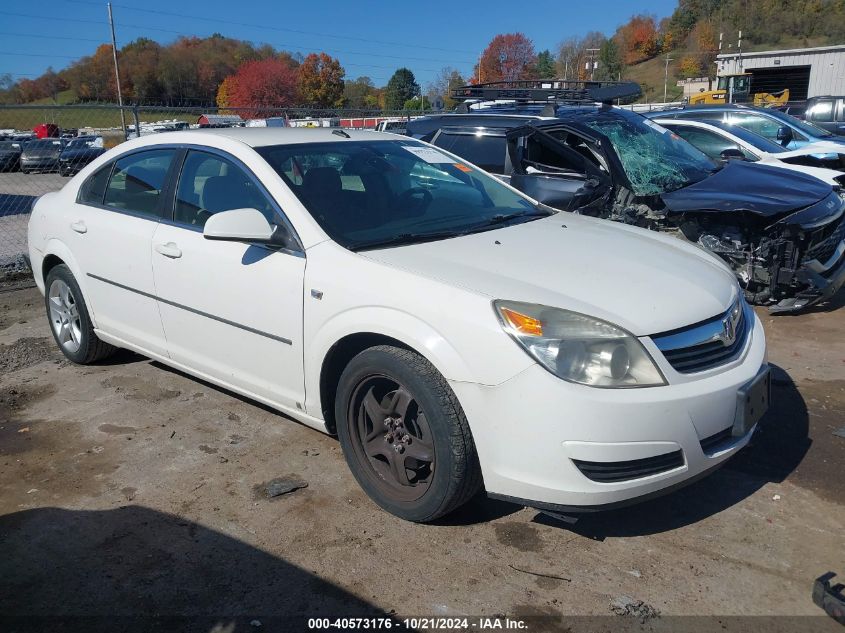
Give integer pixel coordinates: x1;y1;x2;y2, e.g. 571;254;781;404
27;128;769;513
655;118;844;186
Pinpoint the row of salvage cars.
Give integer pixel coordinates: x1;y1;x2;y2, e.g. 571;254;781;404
407;81;845;313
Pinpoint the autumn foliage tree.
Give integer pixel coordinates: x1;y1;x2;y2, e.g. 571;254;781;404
616;14;660;65
298;53;345;108
476;33;537;82
225;57;299;118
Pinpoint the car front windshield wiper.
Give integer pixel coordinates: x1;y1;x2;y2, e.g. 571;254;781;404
467;208;555;231
347;230;469;252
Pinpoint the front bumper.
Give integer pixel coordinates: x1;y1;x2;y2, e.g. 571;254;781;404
450;312;767;510
21;158;60;171
771;238;845;313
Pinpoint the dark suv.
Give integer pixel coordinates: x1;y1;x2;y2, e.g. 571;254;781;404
407;82;845;312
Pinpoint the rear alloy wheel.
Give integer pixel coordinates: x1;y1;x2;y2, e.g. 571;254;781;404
45;265;116;364
336;345;482;522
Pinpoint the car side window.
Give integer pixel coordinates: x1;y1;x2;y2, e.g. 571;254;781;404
727;113;804;142
102;149;175;218
78;164;112;205
670;127;756;161
807;100;834;122
174;151;277;228
431;132;507;174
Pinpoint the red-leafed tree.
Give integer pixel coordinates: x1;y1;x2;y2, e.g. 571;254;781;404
475;33;537;83
225;57;299;117
299;52;345;108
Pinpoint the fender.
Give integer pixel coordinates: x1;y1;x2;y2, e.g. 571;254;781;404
304;304;530;418
40;238;101;327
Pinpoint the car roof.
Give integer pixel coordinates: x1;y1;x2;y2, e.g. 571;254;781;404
182;127;401;146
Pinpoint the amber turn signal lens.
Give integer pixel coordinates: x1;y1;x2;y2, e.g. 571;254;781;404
500;307;543;336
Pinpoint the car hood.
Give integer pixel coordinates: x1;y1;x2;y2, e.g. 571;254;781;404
660;160;831;217
22;148;62;159
361;213;738;336
60;148;101;159
776;141;845;158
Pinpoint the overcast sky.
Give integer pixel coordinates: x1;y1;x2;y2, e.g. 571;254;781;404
1;0;678;87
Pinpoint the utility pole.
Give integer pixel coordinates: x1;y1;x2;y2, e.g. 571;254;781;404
107;2;127;138
586;48;599;81
663;55;674;103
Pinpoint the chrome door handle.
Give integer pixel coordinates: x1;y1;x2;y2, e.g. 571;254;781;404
70;220;87;234
155;242;182;259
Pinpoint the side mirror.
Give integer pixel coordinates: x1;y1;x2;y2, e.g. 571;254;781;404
203;208;282;245
719;148;746;161
776;126;793;143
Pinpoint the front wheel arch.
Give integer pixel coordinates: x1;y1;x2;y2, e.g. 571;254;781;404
319;332;415;434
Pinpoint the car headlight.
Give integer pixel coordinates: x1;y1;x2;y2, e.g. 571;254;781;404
494;300;666;388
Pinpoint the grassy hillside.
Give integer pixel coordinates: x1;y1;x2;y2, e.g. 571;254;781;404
624;55;688;103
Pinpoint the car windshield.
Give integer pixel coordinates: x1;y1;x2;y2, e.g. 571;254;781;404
66;138;100;149
26;139;63;150
764;108;835;138
0;141;20;150
257;139;545;250
581;113;717;195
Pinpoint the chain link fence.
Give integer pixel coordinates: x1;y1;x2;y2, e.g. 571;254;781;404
0;104;434;282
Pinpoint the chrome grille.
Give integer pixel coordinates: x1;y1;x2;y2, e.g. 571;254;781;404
652;300;750;374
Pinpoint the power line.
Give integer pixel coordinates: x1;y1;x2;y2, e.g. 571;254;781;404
61;0;477;55
0;11;471;76
0;32;108;44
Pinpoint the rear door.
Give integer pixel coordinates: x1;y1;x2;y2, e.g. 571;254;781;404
69;148;175;356
150;148;306;409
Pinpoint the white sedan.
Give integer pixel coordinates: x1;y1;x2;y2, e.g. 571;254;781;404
655;117;845;187
27;128;769;522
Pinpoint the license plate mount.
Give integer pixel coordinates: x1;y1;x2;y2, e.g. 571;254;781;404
732;367;771;437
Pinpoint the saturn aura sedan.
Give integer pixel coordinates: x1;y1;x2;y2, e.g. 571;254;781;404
28;128;770;522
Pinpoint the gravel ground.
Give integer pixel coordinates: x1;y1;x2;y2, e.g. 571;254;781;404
0;282;843;632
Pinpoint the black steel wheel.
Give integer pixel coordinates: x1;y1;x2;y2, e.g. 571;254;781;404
335;345;482;522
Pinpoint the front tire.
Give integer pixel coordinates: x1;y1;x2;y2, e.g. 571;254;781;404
335;345;482;522
45;265;116;364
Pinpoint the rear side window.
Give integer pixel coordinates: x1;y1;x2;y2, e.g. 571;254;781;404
78;165;112;205
432;133;507;173
103;149;176;219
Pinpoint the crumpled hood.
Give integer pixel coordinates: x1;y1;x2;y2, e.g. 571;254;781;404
661;160;832;216
362;213;738;336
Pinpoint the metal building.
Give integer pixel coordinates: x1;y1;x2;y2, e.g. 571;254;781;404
716;44;845;100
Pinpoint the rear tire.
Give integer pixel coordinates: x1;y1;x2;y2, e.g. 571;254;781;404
335;345;482;522
44;265;116;364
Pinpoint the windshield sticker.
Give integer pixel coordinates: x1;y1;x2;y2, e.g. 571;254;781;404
453;163;473;172
404;146;456;163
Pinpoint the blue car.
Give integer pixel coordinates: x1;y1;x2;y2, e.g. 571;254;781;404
650;104;845;154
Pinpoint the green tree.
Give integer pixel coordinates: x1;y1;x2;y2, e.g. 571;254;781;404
403;96;431;110
384;68;418;111
344;76;379;109
596;39;623;81
534;50;556;78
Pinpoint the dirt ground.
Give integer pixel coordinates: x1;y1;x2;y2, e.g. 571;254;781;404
1;281;843;632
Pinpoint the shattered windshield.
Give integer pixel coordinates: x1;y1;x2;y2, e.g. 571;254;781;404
582;113;717;195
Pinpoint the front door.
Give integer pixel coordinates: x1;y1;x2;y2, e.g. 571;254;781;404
150;149;306;409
